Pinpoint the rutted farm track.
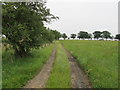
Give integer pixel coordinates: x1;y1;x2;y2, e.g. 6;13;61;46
62;45;91;88
24;47;56;88
23;43;91;88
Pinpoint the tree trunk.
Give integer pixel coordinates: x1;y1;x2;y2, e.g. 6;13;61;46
15;46;28;57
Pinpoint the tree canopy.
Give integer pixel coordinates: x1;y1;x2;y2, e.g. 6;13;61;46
102;31;111;40
77;31;90;40
71;34;76;39
51;30;61;40
93;31;102;40
62;33;67;40
2;1;59;57
115;34;120;41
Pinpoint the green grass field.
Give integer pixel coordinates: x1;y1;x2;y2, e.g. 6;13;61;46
61;40;118;88
46;42;71;88
2;44;54;88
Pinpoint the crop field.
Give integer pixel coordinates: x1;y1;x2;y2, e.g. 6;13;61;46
61;40;118;88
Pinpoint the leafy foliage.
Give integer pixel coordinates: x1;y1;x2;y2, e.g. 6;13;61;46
51;30;61;40
70;34;76;39
102;31;111;40
2;2;59;57
77;31;91;40
93;31;102;40
115;34;120;40
62;33;67;40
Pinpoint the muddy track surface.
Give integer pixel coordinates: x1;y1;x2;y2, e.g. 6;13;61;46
62;45;92;88
24;47;56;88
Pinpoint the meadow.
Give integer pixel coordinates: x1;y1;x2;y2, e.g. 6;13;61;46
2;40;118;88
2;44;54;88
61;40;118;88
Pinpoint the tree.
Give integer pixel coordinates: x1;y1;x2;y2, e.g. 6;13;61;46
51;30;61;40
42;28;55;43
109;35;114;40
102;31;111;40
71;34;76;39
93;31;102;40
88;33;92;40
2;2;58;57
77;31;89;40
62;33;67;40
115;34;120;41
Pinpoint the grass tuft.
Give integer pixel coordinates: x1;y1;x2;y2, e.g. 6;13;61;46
46;42;71;88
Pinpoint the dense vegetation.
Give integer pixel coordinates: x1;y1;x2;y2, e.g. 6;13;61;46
2;44;54;88
2;1;60;57
46;42;71;88
61;40;118;88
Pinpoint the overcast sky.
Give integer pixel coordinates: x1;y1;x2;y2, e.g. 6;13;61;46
45;0;119;36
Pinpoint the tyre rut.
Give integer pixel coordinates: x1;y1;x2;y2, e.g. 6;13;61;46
23;46;56;88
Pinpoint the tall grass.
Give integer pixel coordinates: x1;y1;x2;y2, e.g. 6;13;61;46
61;40;118;88
2;44;54;88
46;42;71;88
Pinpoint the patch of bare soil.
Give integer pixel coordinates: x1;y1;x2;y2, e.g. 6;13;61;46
62;45;92;88
23;47;56;88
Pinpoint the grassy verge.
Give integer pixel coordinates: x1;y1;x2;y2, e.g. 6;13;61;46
61;40;118;88
2;44;54;88
46;42;71;88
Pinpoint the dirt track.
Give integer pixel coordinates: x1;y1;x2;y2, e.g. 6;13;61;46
62;45;91;88
24;47;56;88
23;43;91;88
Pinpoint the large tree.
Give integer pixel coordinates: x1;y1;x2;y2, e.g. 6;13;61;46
71;34;76;39
115;34;120;41
62;33;67;40
93;31;102;40
77;31;89;40
102;31;111;40
51;30;61;40
2;2;58;57
88;33;92;40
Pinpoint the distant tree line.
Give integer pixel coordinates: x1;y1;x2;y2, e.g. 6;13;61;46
61;31;120;41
